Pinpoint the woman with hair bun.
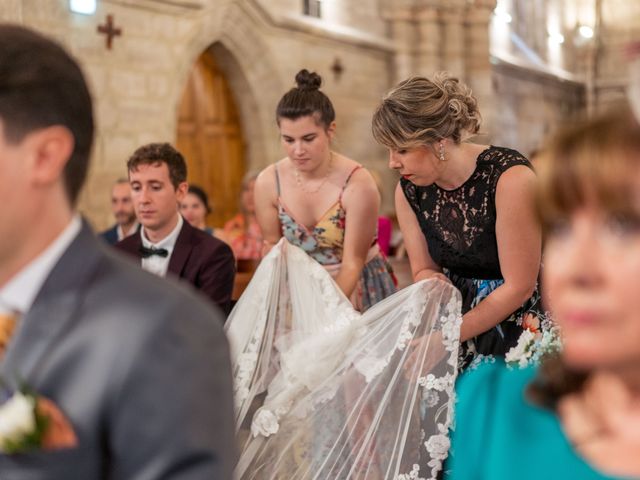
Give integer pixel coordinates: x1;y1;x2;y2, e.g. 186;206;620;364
372;72;550;369
227;71;464;479
254;68;396;311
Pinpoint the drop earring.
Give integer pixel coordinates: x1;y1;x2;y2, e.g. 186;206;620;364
439;142;446;162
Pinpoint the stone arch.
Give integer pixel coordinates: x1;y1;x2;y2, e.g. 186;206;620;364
174;1;286;172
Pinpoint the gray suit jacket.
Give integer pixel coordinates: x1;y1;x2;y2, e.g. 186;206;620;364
0;222;236;479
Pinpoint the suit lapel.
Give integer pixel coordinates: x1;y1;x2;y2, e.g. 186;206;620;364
0;222;101;389
120;230;142;256
167;221;194;277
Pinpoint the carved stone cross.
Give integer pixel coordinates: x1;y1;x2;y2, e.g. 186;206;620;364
97;15;122;50
331;57;344;81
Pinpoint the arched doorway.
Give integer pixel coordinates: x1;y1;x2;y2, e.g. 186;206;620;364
176;49;246;228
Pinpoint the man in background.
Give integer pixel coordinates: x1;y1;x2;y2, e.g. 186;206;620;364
117;143;236;315
99;178;139;244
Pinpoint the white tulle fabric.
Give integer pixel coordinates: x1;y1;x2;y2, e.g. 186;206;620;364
226;239;462;480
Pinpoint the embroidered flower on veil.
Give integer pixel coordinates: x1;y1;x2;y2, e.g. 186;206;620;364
229;242;465;480
397;464;426;480
250;407;280;438
425;433;450;461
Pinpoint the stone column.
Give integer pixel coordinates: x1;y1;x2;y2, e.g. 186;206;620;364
0;0;23;21
415;7;442;77
464;0;496;140
389;12;417;84
441;6;466;77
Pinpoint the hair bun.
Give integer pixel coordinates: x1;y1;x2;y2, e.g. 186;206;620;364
432;72;481;136
295;69;322;91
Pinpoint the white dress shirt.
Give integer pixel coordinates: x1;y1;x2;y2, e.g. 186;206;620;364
140;215;183;278
0;216;82;316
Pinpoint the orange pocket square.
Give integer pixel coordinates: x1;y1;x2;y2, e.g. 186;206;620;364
36;397;78;450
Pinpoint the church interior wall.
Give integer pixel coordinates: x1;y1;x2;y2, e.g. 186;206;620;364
491;64;586;156
592;0;640;108
1;0;638;227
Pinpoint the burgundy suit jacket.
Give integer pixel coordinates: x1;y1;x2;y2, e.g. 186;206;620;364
116;219;236;315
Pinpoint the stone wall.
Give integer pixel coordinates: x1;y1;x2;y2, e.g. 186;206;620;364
0;0;398;226
593;0;640;108
492;64;585;156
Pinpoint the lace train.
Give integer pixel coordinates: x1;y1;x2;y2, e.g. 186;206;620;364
226;239;462;479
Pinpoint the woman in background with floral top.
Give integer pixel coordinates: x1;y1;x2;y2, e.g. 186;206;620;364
221;171;263;260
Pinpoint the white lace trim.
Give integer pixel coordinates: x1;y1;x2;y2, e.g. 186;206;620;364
396;463;426;480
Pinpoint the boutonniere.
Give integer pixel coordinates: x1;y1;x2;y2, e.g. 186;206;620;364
0;387;77;454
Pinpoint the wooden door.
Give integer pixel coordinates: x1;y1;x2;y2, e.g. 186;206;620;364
176;51;245;227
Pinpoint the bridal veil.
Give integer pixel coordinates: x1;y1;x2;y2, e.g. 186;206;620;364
226;240;462;480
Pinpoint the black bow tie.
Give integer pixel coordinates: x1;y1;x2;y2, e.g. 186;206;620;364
139;245;169;258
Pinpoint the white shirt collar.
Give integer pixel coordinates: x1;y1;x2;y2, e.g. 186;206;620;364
139;215;183;278
140;214;183;250
0;216;82;315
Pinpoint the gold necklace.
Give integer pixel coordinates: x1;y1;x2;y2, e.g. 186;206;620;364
294;152;333;194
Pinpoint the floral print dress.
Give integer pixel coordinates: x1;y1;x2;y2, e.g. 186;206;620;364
275;165;396;311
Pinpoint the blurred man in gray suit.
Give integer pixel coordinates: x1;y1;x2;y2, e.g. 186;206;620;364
0;24;235;479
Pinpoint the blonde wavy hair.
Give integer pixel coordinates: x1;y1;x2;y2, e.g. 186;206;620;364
371;72;481;149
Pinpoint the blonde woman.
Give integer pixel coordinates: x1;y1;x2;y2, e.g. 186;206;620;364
372;73;549;369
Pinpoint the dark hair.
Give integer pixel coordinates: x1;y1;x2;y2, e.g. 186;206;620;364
187;185;211;214
275;69;335;128
0;25;94;206
127;143;187;189
528;105;640;410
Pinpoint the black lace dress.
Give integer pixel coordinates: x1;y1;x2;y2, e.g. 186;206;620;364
401;146;551;370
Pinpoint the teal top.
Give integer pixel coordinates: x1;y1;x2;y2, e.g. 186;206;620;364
445;361;632;480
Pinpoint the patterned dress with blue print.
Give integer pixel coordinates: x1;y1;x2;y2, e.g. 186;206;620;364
401;146;552;370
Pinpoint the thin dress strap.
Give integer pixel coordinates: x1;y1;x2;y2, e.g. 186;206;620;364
339;165;362;202
274;165;282;197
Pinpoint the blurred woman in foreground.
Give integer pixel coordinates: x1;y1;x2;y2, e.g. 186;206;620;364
446;106;640;479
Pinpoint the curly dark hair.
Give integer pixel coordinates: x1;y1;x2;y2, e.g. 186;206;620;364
127;143;187;189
